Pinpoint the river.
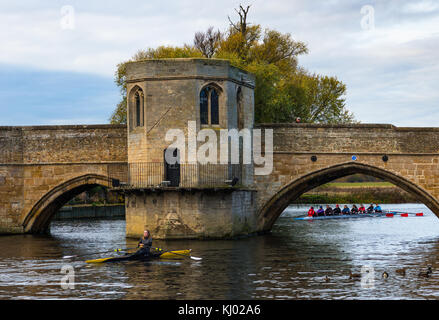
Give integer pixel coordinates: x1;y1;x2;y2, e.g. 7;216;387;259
0;203;438;300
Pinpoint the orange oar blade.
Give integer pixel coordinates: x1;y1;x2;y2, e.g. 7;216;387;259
401;213;408;217
416;213;424;216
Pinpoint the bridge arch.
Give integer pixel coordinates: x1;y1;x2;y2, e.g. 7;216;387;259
257;162;439;231
23;174;113;234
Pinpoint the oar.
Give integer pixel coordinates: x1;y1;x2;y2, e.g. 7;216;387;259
153;247;202;261
63;247;137;259
387;210;422;214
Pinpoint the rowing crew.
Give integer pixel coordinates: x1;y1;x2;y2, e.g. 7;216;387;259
308;204;383;217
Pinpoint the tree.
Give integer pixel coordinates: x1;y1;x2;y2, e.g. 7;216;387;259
194;27;222;58
109;5;356;125
110;46;203;124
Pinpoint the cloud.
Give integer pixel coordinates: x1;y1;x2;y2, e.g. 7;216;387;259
0;0;438;126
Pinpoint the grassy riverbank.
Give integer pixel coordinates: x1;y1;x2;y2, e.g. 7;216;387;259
291;182;419;204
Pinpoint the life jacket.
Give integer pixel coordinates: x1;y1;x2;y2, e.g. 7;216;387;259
308;209;315;217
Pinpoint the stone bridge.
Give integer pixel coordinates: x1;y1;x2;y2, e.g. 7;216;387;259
254;123;439;232
1;122;439;237
0;125;127;234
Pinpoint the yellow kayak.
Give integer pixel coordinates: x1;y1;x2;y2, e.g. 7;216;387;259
85;249;192;264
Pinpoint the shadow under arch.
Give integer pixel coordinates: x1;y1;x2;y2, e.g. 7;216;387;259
257;162;439;232
23;174;113;234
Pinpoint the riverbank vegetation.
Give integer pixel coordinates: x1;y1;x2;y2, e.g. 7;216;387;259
66;186;124;207
110;4;355;125
292;181;420;204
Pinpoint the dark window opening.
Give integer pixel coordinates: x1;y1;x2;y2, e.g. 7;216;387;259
200;85;220;126
200;88;209;125
210;89;219;125
135;92;141;127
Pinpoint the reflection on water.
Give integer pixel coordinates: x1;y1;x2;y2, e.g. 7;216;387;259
0;204;439;299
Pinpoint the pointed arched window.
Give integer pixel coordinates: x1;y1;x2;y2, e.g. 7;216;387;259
199;85;220;125
129;86;144;129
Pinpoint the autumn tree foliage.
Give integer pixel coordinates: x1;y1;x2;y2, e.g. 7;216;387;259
110;5;355;125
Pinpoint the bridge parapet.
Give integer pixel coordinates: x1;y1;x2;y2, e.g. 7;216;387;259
0;124;128;234
256;123;439;154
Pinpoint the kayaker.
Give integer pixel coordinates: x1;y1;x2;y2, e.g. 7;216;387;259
342;205;351;215
317;206;325;216
132;230;153;258
359;204;366;214
351;205;359;214
325;205;333;216
333;204;341;215
308;207;316;217
374;204;382;213
367;204;374;213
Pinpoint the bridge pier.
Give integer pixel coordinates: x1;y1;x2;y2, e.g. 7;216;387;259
124;188;258;239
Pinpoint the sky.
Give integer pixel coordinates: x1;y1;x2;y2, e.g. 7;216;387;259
0;0;438;126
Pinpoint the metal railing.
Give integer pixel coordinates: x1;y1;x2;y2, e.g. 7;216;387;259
108;162;243;189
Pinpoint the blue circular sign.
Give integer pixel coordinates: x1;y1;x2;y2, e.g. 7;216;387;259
351;155;357;161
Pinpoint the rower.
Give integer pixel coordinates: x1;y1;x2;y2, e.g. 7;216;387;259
367;204;374;213
133;230;153;258
317;206;325;216
351;205;359;214
374;204;383;213
308;206;316;217
342;205;351;215
325;205;333;216
359;204;366;214
333;204;341;215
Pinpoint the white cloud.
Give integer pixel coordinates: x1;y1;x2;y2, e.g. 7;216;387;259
0;0;438;126
403;1;439;14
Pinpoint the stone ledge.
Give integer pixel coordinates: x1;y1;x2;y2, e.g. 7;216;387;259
115;186;258;193
256;123;395;129
256;123;439;132
0;124;127;131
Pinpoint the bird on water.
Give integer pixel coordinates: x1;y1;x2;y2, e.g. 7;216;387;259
395;268;406;277
418;266;433;278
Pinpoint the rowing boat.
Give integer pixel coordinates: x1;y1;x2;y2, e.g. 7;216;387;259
294;211;423;221
85;249;191;263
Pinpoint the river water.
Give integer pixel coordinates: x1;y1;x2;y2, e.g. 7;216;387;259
0;203;438;300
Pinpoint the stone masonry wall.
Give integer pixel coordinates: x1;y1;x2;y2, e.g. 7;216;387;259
254;123;439;228
0;125;127;234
